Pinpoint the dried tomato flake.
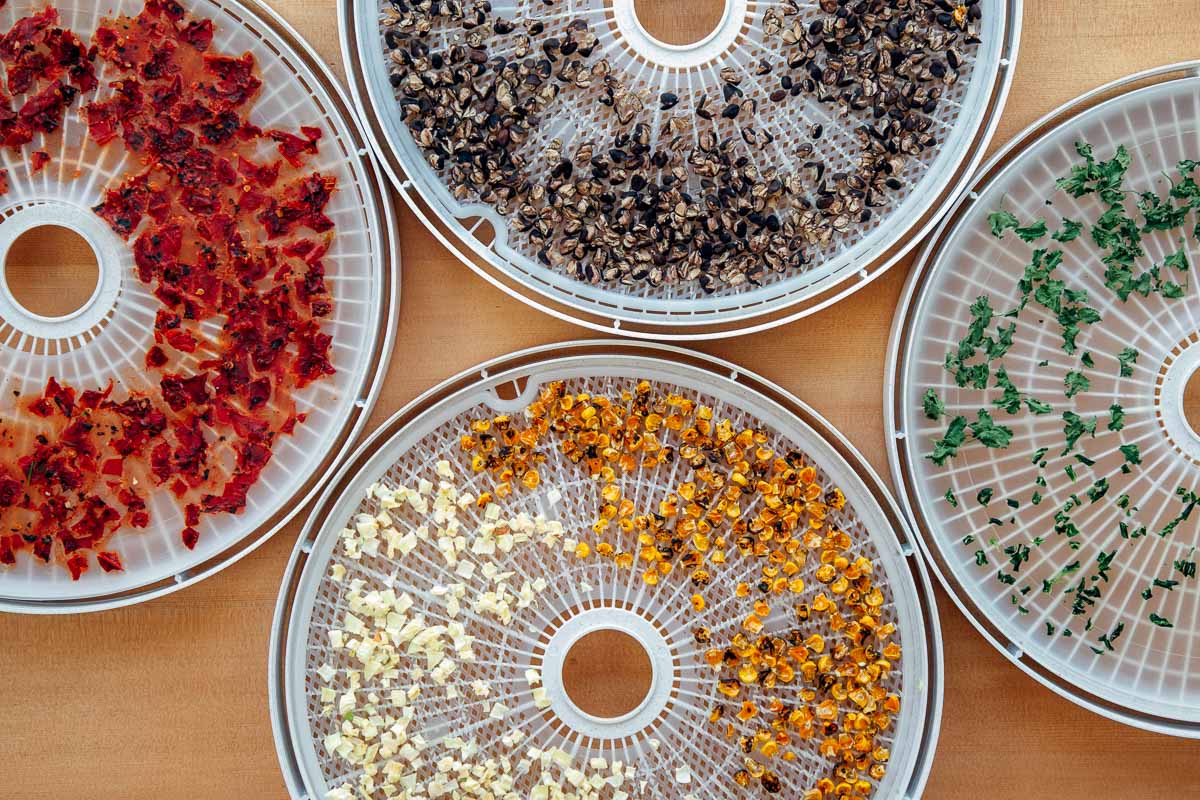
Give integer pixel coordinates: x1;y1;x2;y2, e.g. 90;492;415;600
97;551;123;572
65;553;88;580
0;4;339;580
181;527;199;550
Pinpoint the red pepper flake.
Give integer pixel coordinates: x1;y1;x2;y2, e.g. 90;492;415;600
181;527;199;550
0;4;339;579
145;345;168;369
97;551;123;572
66;553;88;580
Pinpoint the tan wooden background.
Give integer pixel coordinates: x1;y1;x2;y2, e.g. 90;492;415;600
2;1;1200;798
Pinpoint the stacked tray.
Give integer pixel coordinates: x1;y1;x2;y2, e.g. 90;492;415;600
343;0;1019;338
271;342;943;800
888;63;1200;735
0;0;397;611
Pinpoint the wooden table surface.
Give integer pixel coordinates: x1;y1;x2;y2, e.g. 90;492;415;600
3;1;1200;798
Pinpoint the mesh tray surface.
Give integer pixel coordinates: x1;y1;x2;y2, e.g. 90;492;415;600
272;342;941;800
0;0;396;611
888;64;1200;734
342;0;1019;338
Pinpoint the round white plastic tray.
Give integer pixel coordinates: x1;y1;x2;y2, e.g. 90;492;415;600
887;63;1200;736
271;341;943;800
342;0;1020;339
0;0;398;613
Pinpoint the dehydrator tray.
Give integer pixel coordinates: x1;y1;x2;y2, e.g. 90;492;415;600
0;0;397;612
888;62;1200;736
271;341;942;800
342;0;1019;338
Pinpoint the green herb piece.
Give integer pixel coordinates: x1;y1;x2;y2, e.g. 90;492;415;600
987;209;1019;237
992;367;1022;414
928;415;968;466
977;487;994;506
1061;411;1097;455
943;488;958;508
1107;404;1125;432
1025;397;1053;415
1064;370;1090;398
1053;218;1083;242
1004;543;1031;572
1098;622;1125;652
970;409;1013;449
1056;141;1130;205
1119;443;1141;465
922;389;945;421
1119;522;1147;540
1116;347;1138;377
1015;220;1048;242
985;323;1016;360
1164;248;1190;272
1149;613;1174;628
1087;478;1110;503
974;550;988;566
1161;281;1186;299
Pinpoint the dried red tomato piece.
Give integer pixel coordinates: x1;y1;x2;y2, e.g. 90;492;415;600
202;52;260;110
19;79;77;133
93;172;150;236
0;7;57;61
65;553;88;580
160;372;210;411
181;527;199;550
145;345;169;369
0;477;22;507
97;551;123;572
179;19;213;52
266;126;321;167
0;3;341;578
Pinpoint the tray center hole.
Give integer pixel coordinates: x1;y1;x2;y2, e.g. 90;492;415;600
562;628;653;719
4;225;99;319
633;0;726;46
1184;365;1200;438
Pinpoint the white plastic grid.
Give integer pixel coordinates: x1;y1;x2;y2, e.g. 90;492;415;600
275;346;940;800
0;0;395;609
891;69;1200;732
346;0;1018;336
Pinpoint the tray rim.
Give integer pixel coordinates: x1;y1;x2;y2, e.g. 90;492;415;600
267;339;945;800
338;0;1022;340
884;60;1200;738
0;0;401;614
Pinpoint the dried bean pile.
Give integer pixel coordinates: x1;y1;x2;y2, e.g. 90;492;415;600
382;0;982;293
